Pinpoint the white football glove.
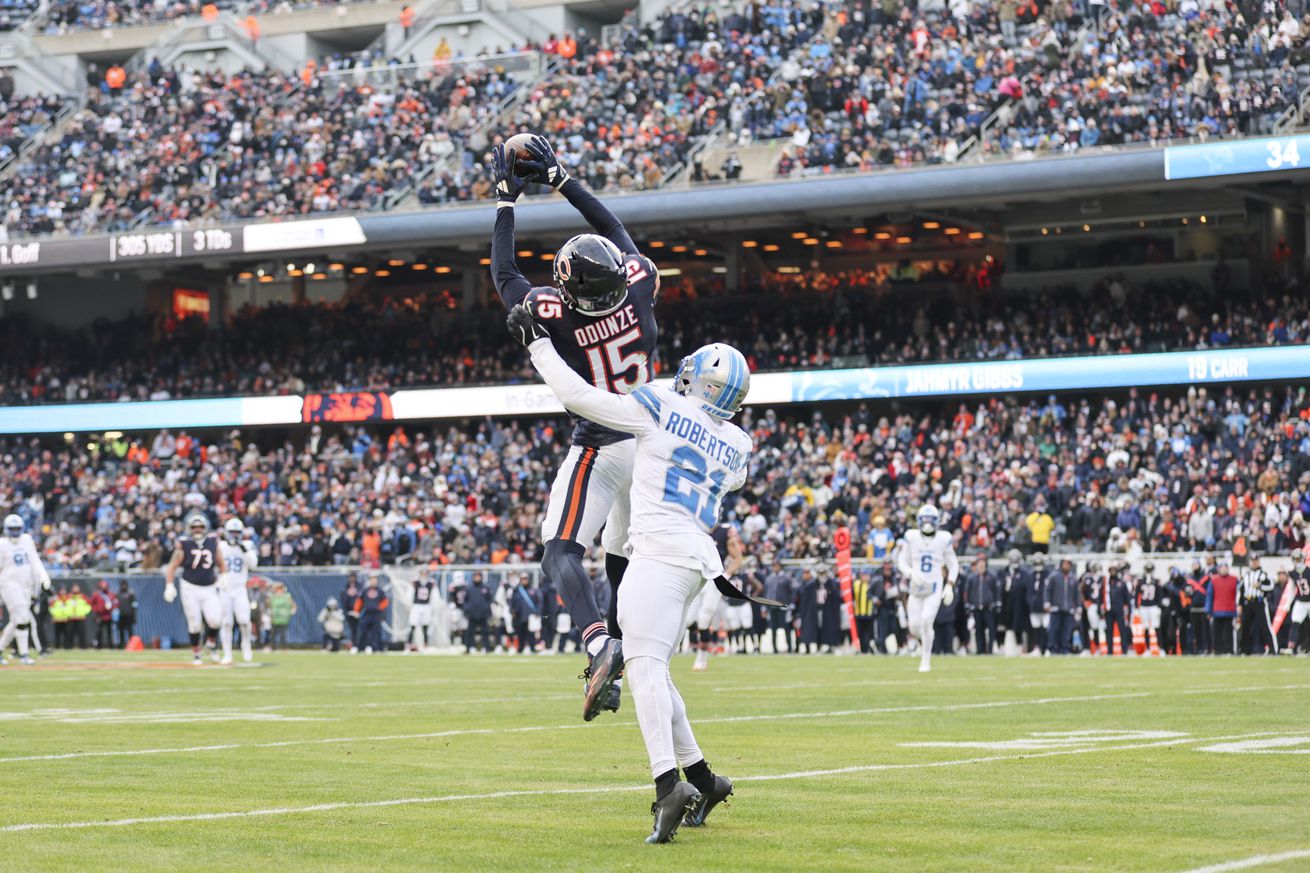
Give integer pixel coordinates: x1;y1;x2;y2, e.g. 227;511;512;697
941;584;955;607
164;583;178;603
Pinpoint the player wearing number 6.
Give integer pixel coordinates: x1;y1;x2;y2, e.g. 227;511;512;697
897;505;959;673
164;513;227;665
509;305;751;843
491;134;660;721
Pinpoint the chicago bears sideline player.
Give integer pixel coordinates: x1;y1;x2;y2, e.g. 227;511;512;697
897;505;959;673
509;304;750;844
164;513;227;665
217;518;258;664
491;134;659;721
0;514;51;664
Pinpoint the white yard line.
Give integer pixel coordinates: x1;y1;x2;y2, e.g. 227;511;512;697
0;728;1289;833
2;684;1304;766
1172;849;1310;873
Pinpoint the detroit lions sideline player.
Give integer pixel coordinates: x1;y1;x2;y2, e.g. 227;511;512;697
0;514;50;664
509;305;750;844
164;513;227;665
492;135;660;721
217;518;258;664
897;505;959;673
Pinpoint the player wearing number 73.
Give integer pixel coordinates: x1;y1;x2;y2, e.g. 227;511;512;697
490;135;660;721
508;304;753;844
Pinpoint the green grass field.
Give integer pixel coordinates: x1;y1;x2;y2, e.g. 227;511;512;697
0;651;1306;873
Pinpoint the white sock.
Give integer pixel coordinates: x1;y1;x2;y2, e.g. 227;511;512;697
666;672;702;767
0;622;13;650
585;633;610;658
920;623;935;665
239;625;252;660
15;626;28;657
29;625;41;654
221;622;234;660
627;655;676;779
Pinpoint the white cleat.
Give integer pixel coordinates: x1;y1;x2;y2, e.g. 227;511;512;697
220;655;234;666
19;656;35;665
242;652;253;663
193;653;203;665
918;662;931;673
692;650;710;672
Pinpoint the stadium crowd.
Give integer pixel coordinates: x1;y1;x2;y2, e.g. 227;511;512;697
7;0;1310;235
0;270;1303;405
6;377;1308;656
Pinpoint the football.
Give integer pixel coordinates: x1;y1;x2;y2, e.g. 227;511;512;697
503;132;540;176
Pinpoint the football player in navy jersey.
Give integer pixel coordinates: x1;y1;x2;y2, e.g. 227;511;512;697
492;135;659;721
164;513;228;665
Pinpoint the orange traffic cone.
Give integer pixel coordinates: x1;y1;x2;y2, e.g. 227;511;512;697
1131;613;1146;656
125;635;144;652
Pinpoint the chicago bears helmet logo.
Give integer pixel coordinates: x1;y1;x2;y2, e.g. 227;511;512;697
556;255;572;281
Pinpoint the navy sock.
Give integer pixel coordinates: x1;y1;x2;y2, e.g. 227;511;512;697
544;539;606;648
655;768;680;801
682;759;714;795
605;553;628;639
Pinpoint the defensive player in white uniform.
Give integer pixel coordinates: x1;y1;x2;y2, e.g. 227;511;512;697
510;305;751;845
217;518;258;664
0;515;50;664
897;505;959;673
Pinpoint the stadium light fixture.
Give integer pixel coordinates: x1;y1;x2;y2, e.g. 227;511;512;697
671;245;688;253
435;266;452;274
329;263;345;271
762;244;780;252
1;283;12;301
825;240;842;248
648;241;665;248
852;227;868;234
516;250;533;258
711;266;727;274
237;271;254;280
1200;215;1207;224
802;237;818;246
388;258;405;267
375;269;391;277
742;240;759;248
311;273;327;280
944;228;960;236
1082;224;1091;232
895;236;912;244
259;275;275;283
693;248;707;256
104;431;122;440
657;268;682;277
777;266;801;274
411;263;429;270
790;231;807;239
288;269;304;277
968;231;985;240
541;253;555;261
1040;228;1048;236
286;263;296;272
351;266;368;274
874;231;891;240
479;257;492;265
1181;218;1189;225
305;263;315;273
922;221;940;229
27;281;38;299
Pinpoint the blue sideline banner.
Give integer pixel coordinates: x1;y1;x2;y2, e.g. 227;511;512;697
786;346;1310;402
1164;135;1310;180
4;346;1310;434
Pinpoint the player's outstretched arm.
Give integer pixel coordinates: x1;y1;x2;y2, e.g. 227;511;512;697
522;136;638;255
507;305;651;434
163;548;182;602
490;143;533;308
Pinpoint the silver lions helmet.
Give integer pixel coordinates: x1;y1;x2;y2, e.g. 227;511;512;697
674;343;750;420
223;517;244;545
3;514;22;540
917;504;940;535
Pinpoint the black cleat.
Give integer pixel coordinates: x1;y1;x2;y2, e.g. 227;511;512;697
646;782;701;844
583;638;624;722
683;774;733;827
603;681;622;714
